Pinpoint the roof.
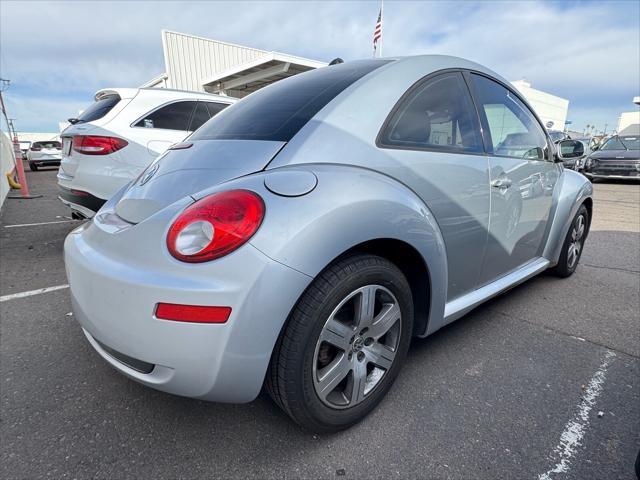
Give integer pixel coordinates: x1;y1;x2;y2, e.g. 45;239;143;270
94;87;235;103
201;52;326;97
144;30;326;98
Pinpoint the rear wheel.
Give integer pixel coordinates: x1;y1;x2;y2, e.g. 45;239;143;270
550;204;589;277
29;162;38;171
266;254;413;432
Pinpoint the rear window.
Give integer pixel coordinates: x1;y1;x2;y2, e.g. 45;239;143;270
191;60;390;142
32;141;61;149
74;94;121;124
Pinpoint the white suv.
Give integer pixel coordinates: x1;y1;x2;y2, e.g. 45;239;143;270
58;88;235;218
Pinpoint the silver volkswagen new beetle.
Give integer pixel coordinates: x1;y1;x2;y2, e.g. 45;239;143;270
65;56;592;432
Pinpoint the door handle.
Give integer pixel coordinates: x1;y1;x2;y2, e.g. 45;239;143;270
491;178;512;189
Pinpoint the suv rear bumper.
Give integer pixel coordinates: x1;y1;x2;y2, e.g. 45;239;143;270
58;185;106;217
30;159;61;167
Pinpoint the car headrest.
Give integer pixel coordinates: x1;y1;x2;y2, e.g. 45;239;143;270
390;109;431;145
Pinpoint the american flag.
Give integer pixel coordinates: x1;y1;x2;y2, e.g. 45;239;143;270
373;7;382;55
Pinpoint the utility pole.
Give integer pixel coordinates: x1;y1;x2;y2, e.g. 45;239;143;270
603;123;608;135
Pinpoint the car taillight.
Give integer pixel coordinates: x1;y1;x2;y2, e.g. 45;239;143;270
72;135;128;155
167;190;264;263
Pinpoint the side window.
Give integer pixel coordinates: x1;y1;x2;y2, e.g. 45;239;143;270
134;101;197;131
189;102;210;131
205;102;229;118
379;72;483;153
188;102;230;131
470;74;548;160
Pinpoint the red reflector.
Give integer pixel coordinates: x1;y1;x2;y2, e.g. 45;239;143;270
155;303;231;323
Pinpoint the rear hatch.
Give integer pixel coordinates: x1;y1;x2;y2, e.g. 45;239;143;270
60;89;137;178
114;139;285;223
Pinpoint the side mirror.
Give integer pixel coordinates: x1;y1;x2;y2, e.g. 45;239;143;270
556;139;585;160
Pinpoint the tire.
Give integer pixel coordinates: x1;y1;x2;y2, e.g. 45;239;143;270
550;204;589;278
29;162;38;171
266;254;413;433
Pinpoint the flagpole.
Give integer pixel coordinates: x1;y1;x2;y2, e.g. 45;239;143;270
379;0;383;57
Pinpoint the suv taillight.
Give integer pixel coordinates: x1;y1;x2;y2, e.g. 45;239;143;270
72;135;128;155
167;190;265;263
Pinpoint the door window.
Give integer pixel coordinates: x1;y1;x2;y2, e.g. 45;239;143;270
189;102;211;131
470;74;548;160
378;72;483;153
135;101;197;131
205;102;229;118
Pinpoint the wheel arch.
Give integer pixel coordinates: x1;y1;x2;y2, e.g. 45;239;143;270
244;164;448;339
337;238;431;337
543;169;594;265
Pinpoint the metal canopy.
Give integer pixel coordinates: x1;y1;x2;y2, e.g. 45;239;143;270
201;53;326;98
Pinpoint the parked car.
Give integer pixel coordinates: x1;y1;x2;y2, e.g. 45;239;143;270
581;135;640;180
57;88;235;219
64;56;593;432
26;140;62;171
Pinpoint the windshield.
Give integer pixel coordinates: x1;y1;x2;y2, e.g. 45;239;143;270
601;136;640;151
191;60;390;142
33;141;61;149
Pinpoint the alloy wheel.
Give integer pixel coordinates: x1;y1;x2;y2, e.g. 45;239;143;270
567;214;586;269
312;285;402;409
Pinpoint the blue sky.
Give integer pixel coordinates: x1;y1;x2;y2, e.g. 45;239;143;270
1;0;638;134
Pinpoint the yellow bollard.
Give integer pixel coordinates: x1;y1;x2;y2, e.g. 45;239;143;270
6;171;21;189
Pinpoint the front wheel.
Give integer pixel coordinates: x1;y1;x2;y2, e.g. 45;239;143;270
266;254;413;432
550;204;589;277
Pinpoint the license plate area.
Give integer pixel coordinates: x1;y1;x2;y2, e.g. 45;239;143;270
62;137;72;156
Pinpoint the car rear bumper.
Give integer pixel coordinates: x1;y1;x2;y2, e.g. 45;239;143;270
58;185;106;217
64;214;312;403
29;159;61;166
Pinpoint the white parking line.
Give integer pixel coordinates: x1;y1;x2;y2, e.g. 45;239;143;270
537;350;617;480
4;220;77;228
0;284;69;302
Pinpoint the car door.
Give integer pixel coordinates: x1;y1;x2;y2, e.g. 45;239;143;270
376;70;490;300
468;73;559;286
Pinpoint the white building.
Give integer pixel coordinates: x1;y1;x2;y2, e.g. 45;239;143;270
510;80;569;131
142;30;326;98
617;96;640;134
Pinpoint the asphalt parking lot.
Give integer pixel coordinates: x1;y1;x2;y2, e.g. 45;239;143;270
1;167;638;479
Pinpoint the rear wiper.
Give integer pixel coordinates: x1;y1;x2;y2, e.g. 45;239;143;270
67;117;83;125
